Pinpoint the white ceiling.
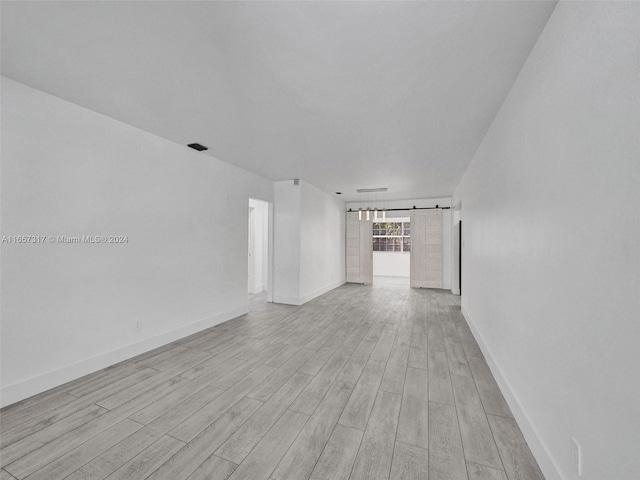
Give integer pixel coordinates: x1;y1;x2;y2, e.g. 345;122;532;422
1;1;556;202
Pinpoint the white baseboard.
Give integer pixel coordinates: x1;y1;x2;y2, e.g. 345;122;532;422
299;280;345;305
273;280;345;306
0;305;248;408
272;294;302;306
461;305;564;480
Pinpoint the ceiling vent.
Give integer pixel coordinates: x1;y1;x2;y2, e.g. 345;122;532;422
187;143;208;151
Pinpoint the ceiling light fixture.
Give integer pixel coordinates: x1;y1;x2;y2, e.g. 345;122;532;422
356;188;387;221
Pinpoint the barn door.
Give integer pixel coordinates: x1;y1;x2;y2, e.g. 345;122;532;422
346;212;373;284
410;209;443;288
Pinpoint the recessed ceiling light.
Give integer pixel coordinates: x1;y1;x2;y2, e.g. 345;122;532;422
356;187;387;193
187;143;208;151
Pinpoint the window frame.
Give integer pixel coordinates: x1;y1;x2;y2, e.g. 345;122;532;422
372;220;411;253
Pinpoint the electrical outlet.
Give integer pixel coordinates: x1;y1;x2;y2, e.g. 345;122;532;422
571;437;582;476
134;319;142;332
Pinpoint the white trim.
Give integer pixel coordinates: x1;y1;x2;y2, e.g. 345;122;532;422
273;280;345;306
299;280;345;305
461;305;564;480
0;305;247;407
272;294;302;306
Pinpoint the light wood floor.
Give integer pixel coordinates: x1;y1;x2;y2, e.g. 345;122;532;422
0;284;545;480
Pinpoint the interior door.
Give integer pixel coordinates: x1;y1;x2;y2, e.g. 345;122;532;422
346;211;373;284
410;209;443;288
359;215;373;284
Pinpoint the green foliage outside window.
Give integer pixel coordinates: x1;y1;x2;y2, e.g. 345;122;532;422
373;222;411;252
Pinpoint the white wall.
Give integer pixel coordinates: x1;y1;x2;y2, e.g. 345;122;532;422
451;207;461;295
0;77;274;406
261;201;269;292
373;252;410;277
452;3;640;479
442;208;451;290
272;181;301;304
299;180;346;303
273;180;345;305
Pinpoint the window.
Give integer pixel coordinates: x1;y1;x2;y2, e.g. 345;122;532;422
373;221;411;252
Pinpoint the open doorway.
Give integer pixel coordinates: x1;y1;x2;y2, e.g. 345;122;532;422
372;216;411;286
248;198;272;306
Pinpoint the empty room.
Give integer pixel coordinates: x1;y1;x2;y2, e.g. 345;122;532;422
1;1;638;480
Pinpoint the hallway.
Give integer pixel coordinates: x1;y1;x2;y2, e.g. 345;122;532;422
0;285;543;480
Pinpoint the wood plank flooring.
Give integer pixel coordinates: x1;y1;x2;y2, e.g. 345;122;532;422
0;284;545;480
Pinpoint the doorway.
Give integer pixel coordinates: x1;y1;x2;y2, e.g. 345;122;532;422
372;216;411;286
347;208;451;290
248;198;272;305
